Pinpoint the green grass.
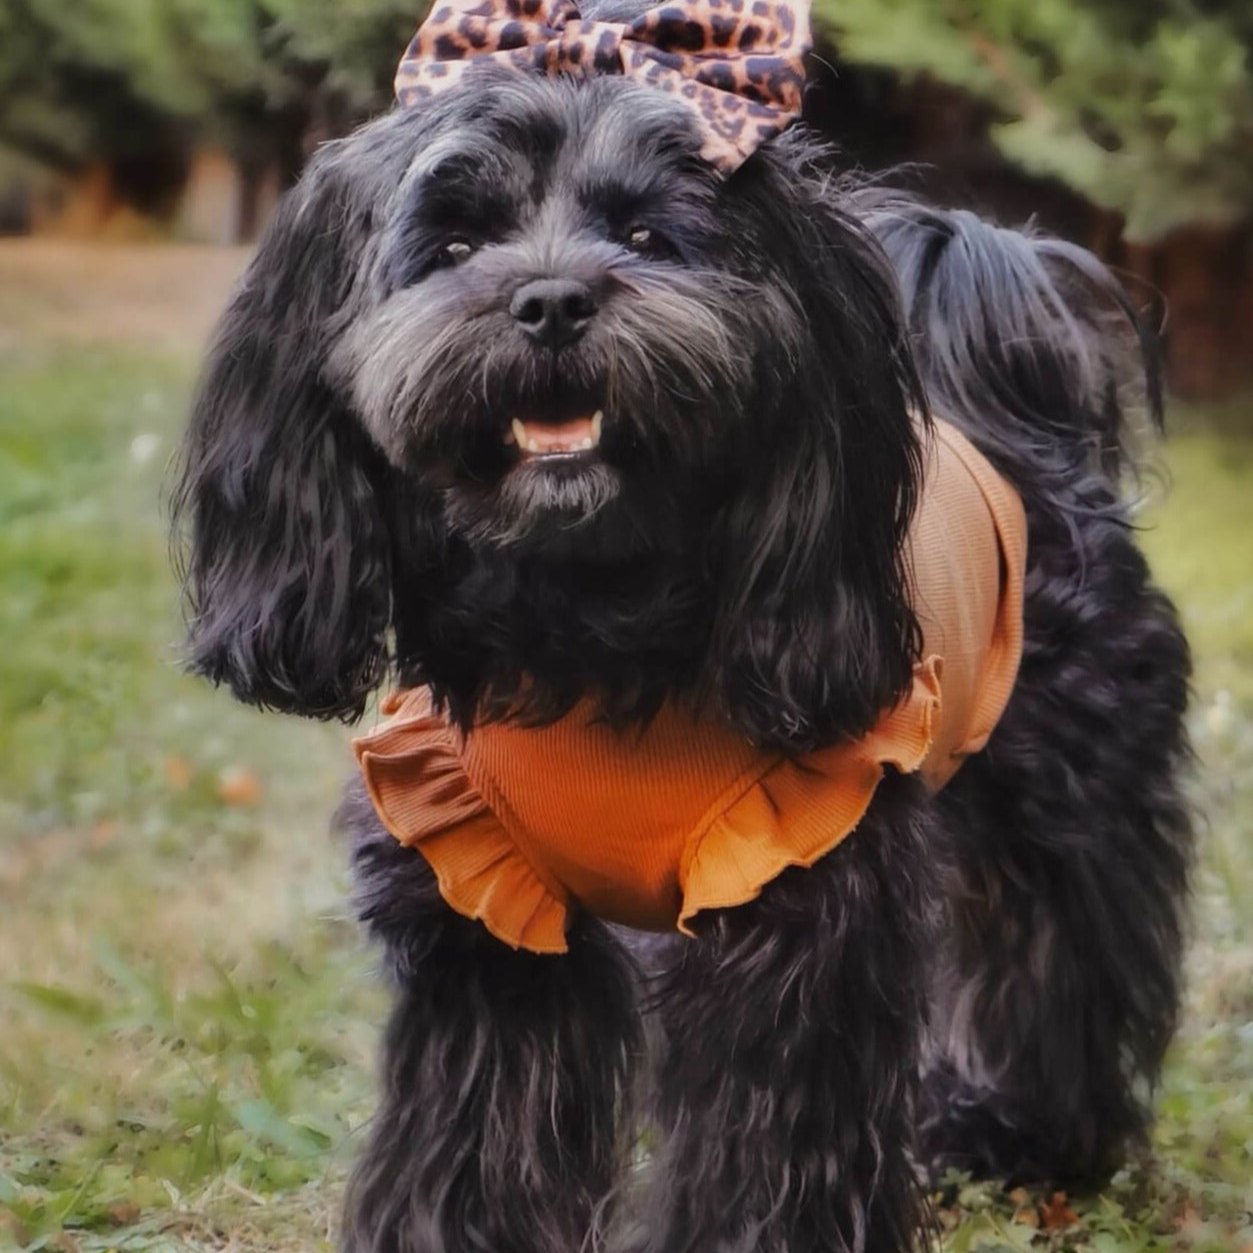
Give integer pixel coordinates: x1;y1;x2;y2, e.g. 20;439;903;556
0;338;1250;1252
0;347;381;1251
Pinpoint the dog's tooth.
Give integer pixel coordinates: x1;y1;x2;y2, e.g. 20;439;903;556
510;418;527;448
526;438;541;453
591;410;604;444
579;438;593;451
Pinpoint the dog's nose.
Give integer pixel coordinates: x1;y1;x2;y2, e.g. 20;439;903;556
510;279;598;350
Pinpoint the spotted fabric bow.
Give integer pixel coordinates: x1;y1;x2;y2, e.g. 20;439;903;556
395;0;811;172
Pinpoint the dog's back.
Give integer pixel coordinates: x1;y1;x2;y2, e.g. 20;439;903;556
866;200;1194;1183
866;199;1157;500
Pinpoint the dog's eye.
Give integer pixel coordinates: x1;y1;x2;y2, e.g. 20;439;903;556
625;225;673;258
440;239;475;266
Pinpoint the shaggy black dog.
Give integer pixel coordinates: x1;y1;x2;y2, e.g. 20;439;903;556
173;32;1193;1253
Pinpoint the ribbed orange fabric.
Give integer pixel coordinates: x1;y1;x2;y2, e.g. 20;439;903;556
355;419;1026;953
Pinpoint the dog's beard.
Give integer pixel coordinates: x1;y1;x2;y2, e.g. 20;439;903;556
332;254;800;557
448;459;624;551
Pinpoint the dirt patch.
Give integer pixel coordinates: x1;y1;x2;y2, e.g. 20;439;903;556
0;240;252;357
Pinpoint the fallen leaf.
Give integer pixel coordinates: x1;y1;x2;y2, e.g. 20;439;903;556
164;755;195;790
1040;1191;1079;1231
1174;1203;1205;1234
216;766;263;807
0;1210;30;1247
107;1200;142;1226
89;819;119;851
1012;1204;1040;1229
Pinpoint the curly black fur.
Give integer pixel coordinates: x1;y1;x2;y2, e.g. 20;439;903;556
172;30;1193;1253
342;781;642;1253
862;201;1193;1183
619;774;939;1253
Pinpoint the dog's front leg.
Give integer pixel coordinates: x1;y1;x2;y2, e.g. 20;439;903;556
341;783;641;1253
629;774;937;1253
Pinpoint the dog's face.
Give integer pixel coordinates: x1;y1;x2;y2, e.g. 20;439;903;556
174;69;925;749
330;74;799;559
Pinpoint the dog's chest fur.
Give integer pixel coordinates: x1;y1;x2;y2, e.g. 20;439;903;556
356;418;1025;953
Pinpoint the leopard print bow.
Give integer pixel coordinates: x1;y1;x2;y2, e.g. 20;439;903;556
396;0;811;172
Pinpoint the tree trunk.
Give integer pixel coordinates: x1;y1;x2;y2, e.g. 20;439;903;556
177;150;246;245
1153;226;1253;400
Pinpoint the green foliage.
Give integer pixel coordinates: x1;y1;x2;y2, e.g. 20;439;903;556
266;0;419;108
0;339;377;1250
4;0;1250;237
817;0;1253;239
0;0;417;173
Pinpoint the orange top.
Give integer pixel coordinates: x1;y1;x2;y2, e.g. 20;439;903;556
354;419;1026;953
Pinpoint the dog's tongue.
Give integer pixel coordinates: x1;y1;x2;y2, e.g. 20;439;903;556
511;415;600;455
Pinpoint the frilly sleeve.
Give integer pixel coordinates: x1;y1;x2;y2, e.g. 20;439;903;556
353;690;571;954
677;657;943;935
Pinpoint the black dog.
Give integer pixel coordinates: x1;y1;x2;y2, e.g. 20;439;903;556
173;29;1193;1253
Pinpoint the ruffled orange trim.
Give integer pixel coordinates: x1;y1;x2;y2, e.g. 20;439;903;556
353;691;571;954
356;659;940;954
676;656;943;934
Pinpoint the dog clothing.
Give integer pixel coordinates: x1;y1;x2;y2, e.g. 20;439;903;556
395;0;810;174
354;419;1026;953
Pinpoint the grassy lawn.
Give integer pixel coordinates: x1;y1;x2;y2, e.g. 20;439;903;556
0;245;1249;1252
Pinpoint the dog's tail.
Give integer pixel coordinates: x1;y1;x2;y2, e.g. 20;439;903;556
860;196;1162;514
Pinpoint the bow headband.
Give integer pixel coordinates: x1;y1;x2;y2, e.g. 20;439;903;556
396;0;811;172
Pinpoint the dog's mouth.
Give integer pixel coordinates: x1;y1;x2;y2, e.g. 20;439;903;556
500;395;606;464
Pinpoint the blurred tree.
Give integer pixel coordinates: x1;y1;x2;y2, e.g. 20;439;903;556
267;0;416;114
0;0;188;178
0;0;417;219
818;0;1253;240
4;0;1248;240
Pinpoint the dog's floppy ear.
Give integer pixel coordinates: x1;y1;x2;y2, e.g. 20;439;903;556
172;146;393;721
709;159;926;751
